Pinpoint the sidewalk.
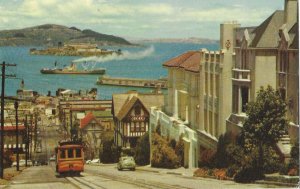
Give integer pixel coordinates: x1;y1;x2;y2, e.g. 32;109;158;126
0;167;26;188
136;165;299;188
136;165;197;177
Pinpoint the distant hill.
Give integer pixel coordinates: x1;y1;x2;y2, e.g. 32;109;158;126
0;24;132;46
129;37;218;44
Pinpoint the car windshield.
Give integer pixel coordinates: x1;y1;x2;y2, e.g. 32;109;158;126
122;157;133;161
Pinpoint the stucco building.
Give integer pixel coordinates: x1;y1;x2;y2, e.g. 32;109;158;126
150;0;298;167
226;0;299;159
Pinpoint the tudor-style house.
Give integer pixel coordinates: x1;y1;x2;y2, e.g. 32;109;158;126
112;91;164;148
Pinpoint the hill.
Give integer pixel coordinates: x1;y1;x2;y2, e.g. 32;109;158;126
129;37;218;44
0;24;132;46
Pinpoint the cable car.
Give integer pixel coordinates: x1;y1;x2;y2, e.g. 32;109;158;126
55;140;84;175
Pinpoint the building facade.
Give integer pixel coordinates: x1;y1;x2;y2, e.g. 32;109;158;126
226;0;299;150
112;91;164;148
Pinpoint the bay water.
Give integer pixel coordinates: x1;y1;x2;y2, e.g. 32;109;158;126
1;43;218;99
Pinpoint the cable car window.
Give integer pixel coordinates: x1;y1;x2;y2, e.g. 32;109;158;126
75;148;81;158
68;149;74;158
60;149;66;159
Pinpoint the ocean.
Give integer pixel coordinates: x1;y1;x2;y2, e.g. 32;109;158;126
1;43;218;99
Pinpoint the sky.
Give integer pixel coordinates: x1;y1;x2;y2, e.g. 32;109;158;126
0;0;284;40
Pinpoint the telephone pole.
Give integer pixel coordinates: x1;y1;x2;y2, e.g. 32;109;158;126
14;101;19;171
0;61;16;179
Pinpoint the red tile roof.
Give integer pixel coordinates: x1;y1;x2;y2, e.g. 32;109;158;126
163;51;196;67
163;51;201;73
80;112;98;129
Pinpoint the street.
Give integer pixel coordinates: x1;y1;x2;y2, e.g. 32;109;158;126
3;162;287;189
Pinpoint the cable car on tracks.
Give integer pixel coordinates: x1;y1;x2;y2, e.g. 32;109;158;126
55;140;84;175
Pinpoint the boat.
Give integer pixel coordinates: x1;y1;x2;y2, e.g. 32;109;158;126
40;62;106;75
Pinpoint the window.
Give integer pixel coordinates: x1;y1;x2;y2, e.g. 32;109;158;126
205;73;208;94
136;122;140;132
210;74;213;96
60;150;66;159
215;75;219;97
75;148;81;158
135;106;141;115
141;122;145;132
241;87;249;112
241;49;247;69
280;51;288;72
279;88;286;100
68;149;74;158
130;123;135;132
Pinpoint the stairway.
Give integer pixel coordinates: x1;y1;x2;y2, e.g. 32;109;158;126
276;134;292;163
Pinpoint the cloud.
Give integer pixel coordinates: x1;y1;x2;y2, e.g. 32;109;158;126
0;0;284;39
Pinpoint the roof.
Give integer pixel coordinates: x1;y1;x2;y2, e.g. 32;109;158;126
163;51;201;73
0;126;25;131
80;112;101;129
116;96;142;120
163;51;197;67
179;52;201;73
289;23;299;49
250;10;284;48
112;92;164;121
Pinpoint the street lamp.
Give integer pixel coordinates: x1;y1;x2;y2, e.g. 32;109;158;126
14;101;19;171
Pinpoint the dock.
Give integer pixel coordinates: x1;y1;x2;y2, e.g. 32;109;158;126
96;75;168;89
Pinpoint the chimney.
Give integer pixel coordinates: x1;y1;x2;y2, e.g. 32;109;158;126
284;0;298;29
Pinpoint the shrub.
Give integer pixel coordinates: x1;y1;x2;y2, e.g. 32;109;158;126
214;133;232;168
213;169;227;180
234;166;265;183
226;165;239;178
100;139;120;163
169;139;177;150
175;136;184;167
225;144;245;167
193;168;208;177
151;133;180;168
155;121;161;135
262;146;280;174
198;149;216;168
279;163;290;175
134;132;150;165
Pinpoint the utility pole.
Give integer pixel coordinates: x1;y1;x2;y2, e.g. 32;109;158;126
25;115;28;167
30;114;33;160
14;101;19;171
0;61;16;179
34;111;38;151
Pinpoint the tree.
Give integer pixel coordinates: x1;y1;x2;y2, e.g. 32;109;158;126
242;85;287;175
134;132;150;165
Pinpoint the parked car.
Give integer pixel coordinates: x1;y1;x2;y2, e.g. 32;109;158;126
90;159;100;165
85;160;91;164
12;160;32;167
49;156;56;161
117;156;136;171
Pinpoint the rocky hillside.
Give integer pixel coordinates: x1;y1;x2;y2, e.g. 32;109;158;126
0;24;132;46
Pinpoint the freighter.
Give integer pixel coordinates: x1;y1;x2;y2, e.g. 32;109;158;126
40;62;106;75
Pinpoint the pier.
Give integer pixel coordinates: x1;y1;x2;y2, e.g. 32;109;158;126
96;75;168;89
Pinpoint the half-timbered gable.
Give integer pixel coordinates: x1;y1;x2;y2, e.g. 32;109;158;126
112;91;164;148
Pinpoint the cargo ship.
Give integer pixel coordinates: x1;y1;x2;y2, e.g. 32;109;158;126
40;62;106;75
